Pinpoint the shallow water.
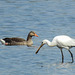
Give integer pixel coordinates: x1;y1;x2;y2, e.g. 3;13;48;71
0;0;75;75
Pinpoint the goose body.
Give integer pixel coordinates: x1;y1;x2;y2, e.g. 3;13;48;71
35;35;75;63
0;31;38;46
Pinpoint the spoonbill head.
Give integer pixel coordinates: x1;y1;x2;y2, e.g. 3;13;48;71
35;39;50;54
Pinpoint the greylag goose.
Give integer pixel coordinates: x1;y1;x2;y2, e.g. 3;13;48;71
0;31;38;46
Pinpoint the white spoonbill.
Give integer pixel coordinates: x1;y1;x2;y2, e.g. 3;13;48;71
35;35;75;63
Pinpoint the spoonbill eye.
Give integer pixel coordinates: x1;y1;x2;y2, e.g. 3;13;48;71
42;42;43;44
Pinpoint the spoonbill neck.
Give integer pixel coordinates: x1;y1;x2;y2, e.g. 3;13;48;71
46;40;51;46
44;40;56;47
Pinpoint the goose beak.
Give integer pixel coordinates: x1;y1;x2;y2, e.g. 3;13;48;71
35;43;44;54
35;34;38;37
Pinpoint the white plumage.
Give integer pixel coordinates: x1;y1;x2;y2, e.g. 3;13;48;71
36;35;75;63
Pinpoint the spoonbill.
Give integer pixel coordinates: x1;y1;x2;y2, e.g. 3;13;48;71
35;35;75;63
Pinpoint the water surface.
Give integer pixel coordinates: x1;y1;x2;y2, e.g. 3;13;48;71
0;0;75;75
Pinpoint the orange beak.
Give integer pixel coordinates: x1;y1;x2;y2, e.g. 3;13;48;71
35;34;38;37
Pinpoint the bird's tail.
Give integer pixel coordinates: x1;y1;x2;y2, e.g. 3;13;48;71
0;39;5;44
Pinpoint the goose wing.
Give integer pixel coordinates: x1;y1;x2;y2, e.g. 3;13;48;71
3;37;25;43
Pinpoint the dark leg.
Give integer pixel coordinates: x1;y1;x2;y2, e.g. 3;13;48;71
68;49;74;63
60;48;64;63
